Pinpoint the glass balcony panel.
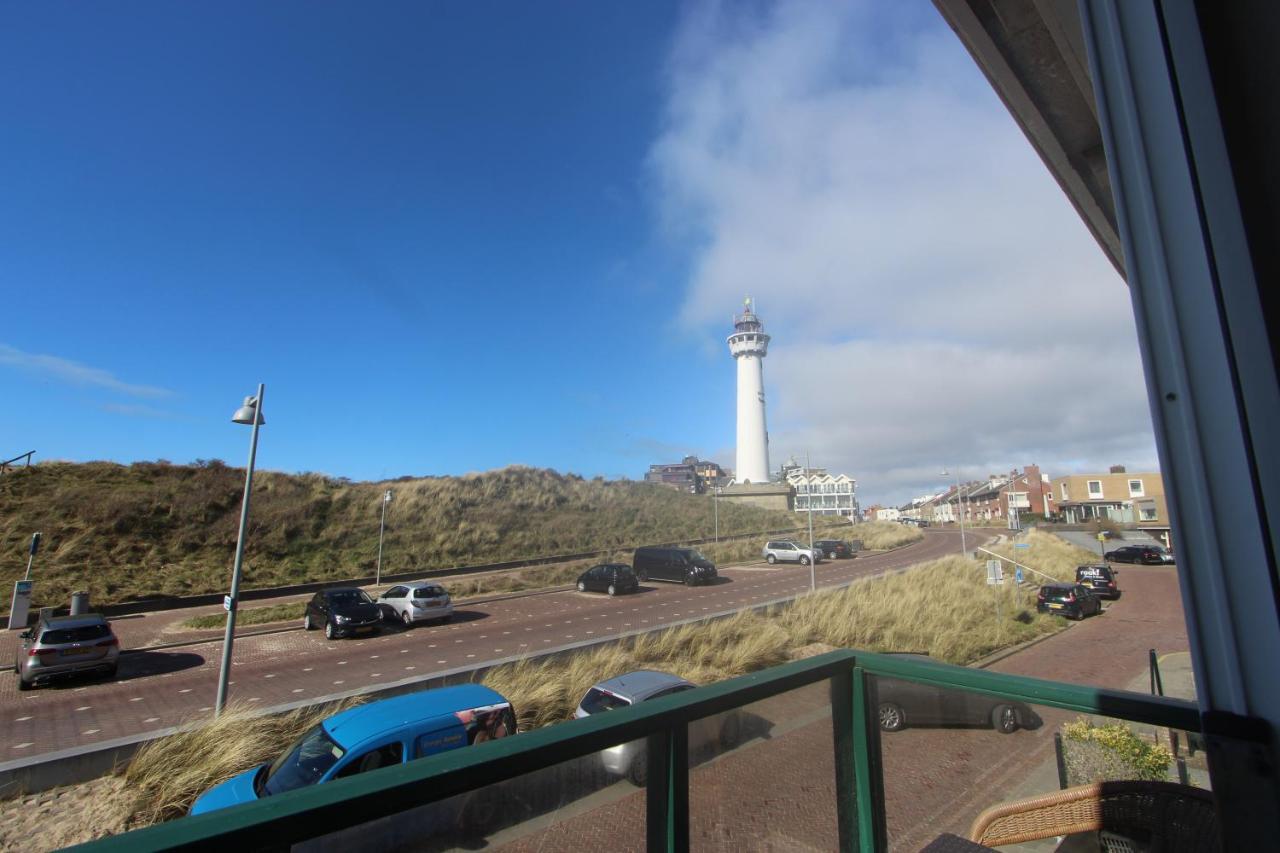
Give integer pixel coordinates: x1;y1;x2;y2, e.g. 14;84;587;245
290;736;647;853
686;680;840;851
870;678;1212;851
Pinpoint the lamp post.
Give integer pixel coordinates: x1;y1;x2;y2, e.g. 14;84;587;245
941;467;968;557
376;489;392;585
214;385;265;716
713;484;721;544
806;451;816;593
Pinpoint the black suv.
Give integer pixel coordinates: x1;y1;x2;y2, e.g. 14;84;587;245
813;539;855;559
577;564;640;596
1076;564;1121;599
303;588;383;639
1104;544;1173;564
1036;583;1103;620
632;547;717;585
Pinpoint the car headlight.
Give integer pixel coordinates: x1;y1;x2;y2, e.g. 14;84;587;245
334;615;349;624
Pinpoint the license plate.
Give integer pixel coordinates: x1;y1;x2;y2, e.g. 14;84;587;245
1048;603;1064;610
356;625;375;633
62;647;92;656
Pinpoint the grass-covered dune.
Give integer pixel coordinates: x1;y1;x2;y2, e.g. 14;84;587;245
0;461;842;608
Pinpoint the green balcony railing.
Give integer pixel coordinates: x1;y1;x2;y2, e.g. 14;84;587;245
65;649;1204;852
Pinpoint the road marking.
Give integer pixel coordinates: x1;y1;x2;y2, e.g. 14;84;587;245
14;716;32;722
179;688;192;694
479;635;487;639
248;698;260;702
586;631;595;635
399;649;408;654
466;654;475;659
429;644;437;648
370;655;379;659
144;717;160;723
502;631;511;635
333;680;345;685
437;660;447;664
131;696;144;702
11;743;32;750
338;661;347;665
494;648;503;652
75;706;91;712
292;688;304;693
404;666;415;671
303;667;313;672
371;673;381;677
200;707;212;712
264;674;276;679
82;729;100;735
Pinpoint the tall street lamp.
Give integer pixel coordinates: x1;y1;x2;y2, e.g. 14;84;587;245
215;385;265;716
806;451;816;593
941;467;968;557
376;489;393;585
713;483;720;544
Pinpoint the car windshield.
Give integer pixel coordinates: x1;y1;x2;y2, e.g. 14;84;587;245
579;687;632;714
260;724;346;797
327;590;372;605
688;550;707;562
413;586;445;598
40;624;111;644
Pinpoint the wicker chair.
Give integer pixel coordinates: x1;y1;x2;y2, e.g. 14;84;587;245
968;780;1221;851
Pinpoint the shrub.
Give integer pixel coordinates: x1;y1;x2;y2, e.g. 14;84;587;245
1061;717;1173;783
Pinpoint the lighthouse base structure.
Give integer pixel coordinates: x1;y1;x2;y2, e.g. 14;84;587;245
717;482;794;513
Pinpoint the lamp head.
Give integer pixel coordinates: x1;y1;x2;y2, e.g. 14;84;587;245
232;396;264;426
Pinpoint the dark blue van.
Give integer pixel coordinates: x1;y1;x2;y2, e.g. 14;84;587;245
190;685;515;815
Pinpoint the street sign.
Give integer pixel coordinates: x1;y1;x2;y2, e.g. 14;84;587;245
1014;542;1030;549
8;580;33;630
223;595;233;612
1015;567;1024;584
986;560;1004;584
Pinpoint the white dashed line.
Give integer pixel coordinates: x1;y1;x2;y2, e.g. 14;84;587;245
179;688;192;694
82;729;100;736
302;667;314;672
371;673;381;677
333;680;345;685
143;717;160;724
129;697;142;703
75;706;91;712
292;689;304;694
338;661;347;665
14;716;32;722
369;655;379;659
12;743;33;750
248;698;260;702
404;666;415;671
437;660;447;664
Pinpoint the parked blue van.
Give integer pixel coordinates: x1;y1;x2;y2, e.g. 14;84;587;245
190;685;516;815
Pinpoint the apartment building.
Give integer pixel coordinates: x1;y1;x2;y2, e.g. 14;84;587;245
786;468;858;518
1050;466;1170;527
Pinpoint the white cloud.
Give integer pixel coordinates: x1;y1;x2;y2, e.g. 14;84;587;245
0;343;172;399
649;0;1158;505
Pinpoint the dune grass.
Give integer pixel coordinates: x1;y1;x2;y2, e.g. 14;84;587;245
181;602;305;630
0;461;811;609
985;528;1102;583
851;520;924;550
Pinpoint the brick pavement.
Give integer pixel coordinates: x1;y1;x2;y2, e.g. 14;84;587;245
1;530;968;760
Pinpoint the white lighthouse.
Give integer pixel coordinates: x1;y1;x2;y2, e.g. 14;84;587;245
728;297;771;484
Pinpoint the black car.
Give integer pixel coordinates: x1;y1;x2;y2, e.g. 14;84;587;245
1104;544;1173;564
1036;583;1103;620
871;655;1037;734
577;564;640;596
304;588;383;639
813;539;856;560
632;547;717;585
1076;564;1121;599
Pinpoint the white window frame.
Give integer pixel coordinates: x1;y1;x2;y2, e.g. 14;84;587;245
1087;479;1104;498
1129;478;1145;497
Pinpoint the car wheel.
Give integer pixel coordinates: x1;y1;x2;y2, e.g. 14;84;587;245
828;551;836;559
577;581;586;592
16;675;31;692
401;610;413;627
766;554;777;564
991;704;1019;734
303;613;314;631
720;713;742;748
627;758;648;787
878;702;905;732
324;621;335;640
637;571;647;582
607;584;617;596
800;555;810;566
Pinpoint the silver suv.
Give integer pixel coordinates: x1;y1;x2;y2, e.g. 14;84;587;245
15;613;120;690
762;539;820;565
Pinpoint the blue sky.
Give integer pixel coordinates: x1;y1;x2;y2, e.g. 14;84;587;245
0;2;1157;504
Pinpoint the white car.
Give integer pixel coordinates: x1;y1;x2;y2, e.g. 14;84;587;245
376;582;454;627
762;540;820;565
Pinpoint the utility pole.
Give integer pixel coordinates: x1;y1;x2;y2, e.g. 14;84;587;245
376;489;392;586
806;451;816;593
713;484;720;544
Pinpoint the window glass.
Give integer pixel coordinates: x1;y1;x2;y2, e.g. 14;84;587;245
1087;480;1103;496
384;586;406;599
261;725;346;796
327;590;374;605
334;742;404;778
578;687;632;714
40;624;111;644
413;586;445;598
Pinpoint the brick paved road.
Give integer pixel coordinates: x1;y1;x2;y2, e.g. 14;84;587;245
1;530;971;760
454;566;1189;852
